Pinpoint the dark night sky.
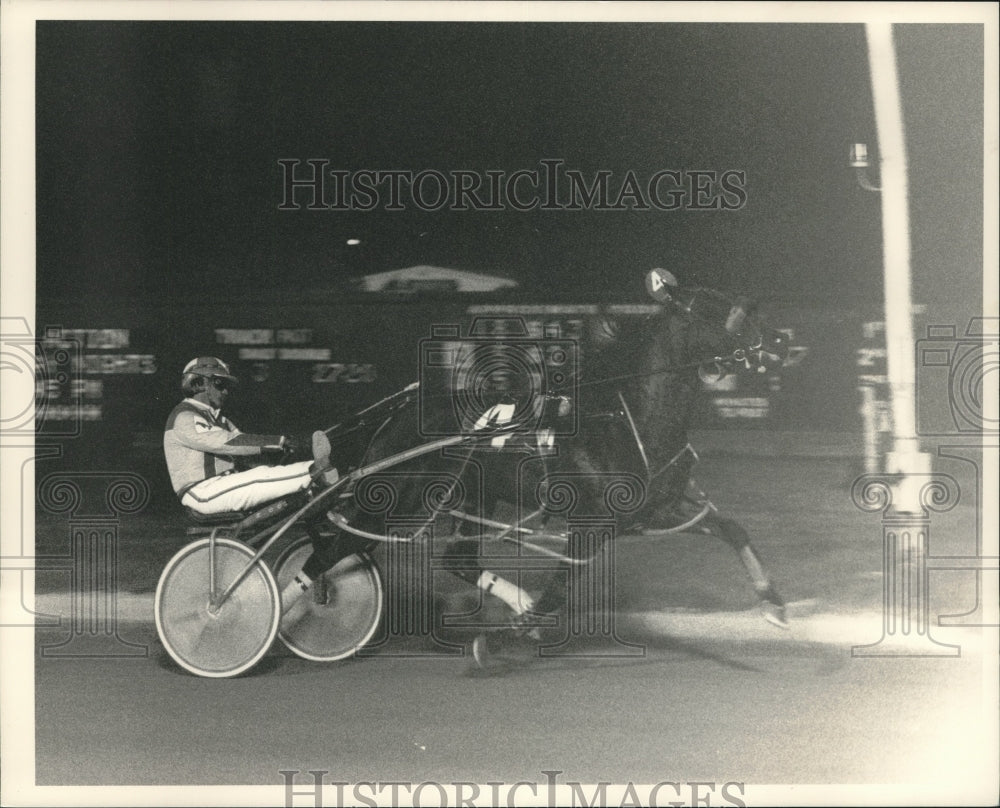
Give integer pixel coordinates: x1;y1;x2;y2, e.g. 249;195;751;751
35;22;983;311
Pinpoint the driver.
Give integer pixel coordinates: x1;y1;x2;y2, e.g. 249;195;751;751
164;357;344;616
163;356;340;515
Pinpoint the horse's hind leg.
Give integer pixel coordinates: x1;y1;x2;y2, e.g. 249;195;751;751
704;514;788;628
439;540;538;619
282;520;372;611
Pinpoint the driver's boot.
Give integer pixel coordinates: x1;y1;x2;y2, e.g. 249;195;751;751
309;431;339;488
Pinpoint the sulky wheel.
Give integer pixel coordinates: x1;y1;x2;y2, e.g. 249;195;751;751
155;537;280;678
274;536;383;662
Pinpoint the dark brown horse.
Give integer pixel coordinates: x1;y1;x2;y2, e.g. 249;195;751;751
567;273;789;626
302;274;789;651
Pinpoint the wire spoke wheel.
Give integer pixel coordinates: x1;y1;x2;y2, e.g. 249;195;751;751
275;536;383;662
155;538;280;678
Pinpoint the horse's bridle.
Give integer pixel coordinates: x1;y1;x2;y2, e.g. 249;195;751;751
664;285;789;382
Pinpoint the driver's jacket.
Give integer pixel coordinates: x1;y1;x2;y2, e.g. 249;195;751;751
163;398;268;496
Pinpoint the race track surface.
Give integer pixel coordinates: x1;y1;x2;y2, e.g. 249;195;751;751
22;454;999;801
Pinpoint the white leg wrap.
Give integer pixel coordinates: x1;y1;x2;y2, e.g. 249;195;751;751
280;573;312;612
477;571;534;615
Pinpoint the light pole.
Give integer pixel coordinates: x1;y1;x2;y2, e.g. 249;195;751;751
849;23;960;657
861;22;933;509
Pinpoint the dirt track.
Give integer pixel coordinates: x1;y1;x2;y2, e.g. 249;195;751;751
24;453;998;800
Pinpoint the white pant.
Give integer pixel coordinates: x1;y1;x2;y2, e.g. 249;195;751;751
181;461;314;514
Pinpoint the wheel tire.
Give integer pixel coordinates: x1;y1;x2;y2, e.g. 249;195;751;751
155;538;280;678
274;536;383;662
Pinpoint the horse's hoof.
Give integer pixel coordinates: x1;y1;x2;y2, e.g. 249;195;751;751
470;625;540;672
471;633;494;668
760;601;790;629
470;632;515;673
312;575;331;606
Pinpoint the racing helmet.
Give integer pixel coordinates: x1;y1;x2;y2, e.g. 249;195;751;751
180;356;238;396
644;267;680;302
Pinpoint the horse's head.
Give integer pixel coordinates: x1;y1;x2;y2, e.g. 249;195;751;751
645;268;788;381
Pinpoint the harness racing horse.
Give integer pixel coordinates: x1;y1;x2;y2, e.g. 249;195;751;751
296;272;789;663
308;381;573;629
569;269;791;629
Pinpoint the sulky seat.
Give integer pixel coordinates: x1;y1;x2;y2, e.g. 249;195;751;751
183;497;300;541
184;507;249;525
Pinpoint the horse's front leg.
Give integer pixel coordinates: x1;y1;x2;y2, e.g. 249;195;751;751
702;513;788;628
